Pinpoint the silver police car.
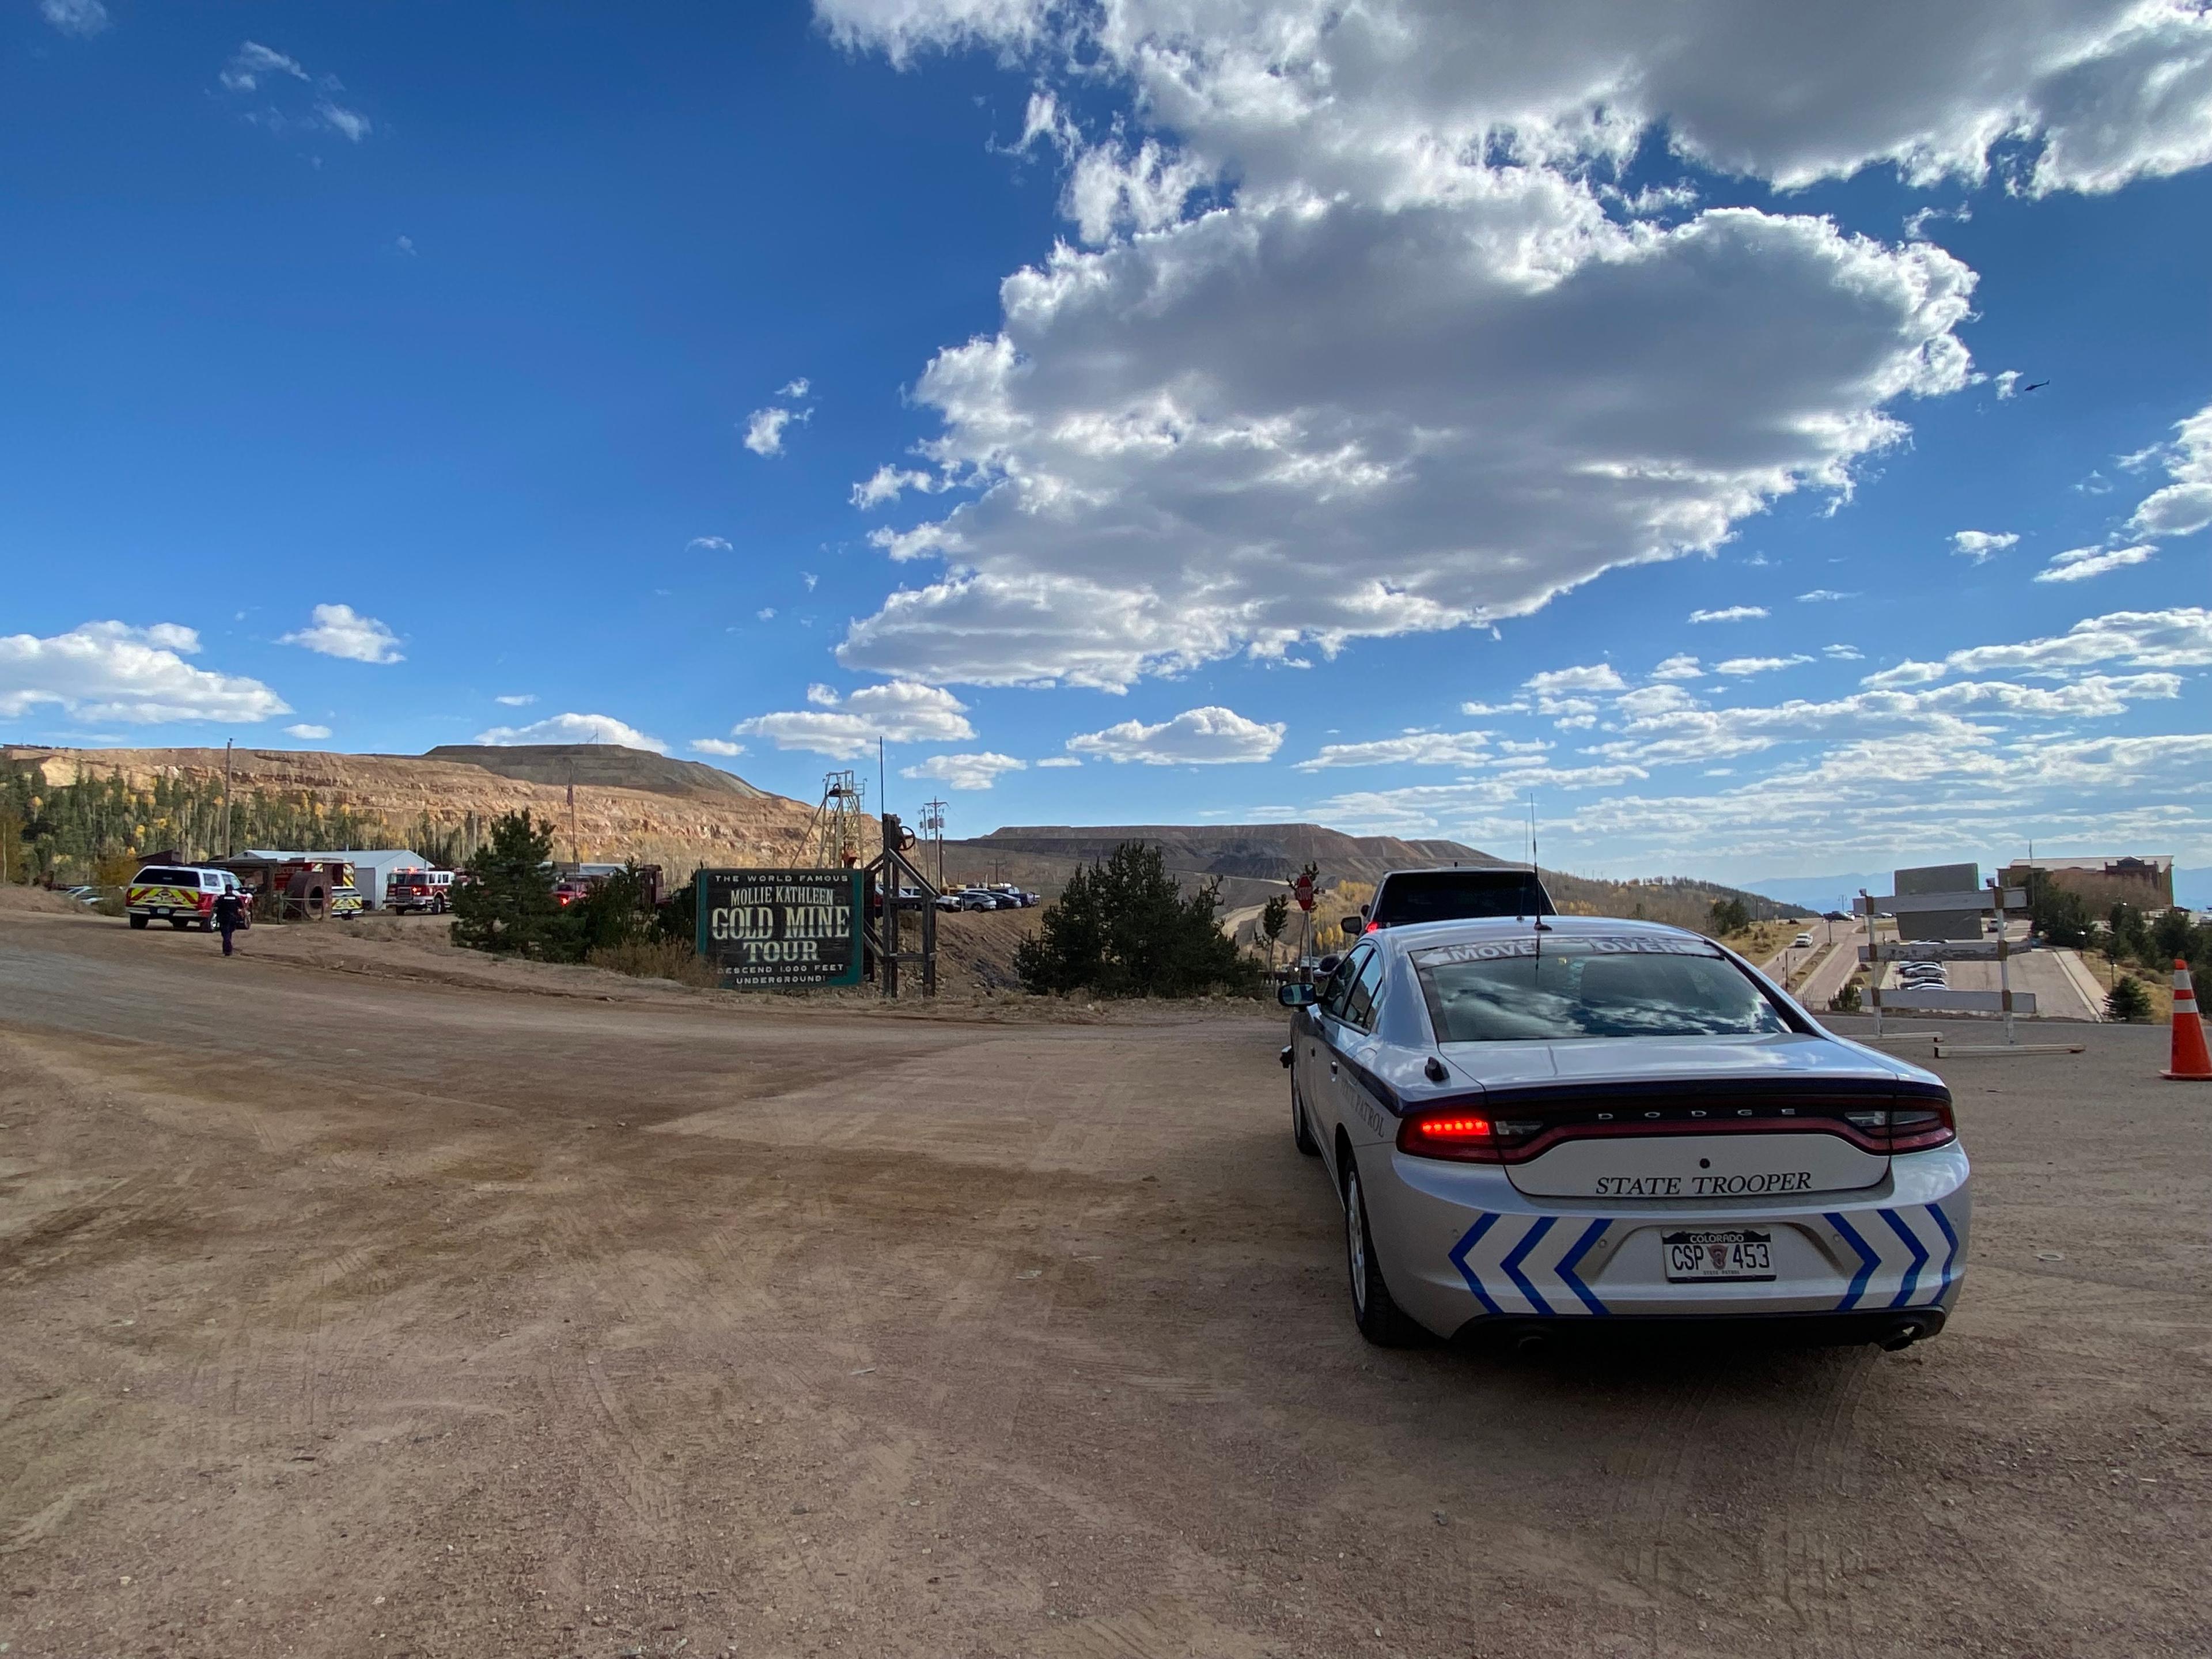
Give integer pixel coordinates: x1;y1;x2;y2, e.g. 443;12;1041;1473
1279;916;1967;1351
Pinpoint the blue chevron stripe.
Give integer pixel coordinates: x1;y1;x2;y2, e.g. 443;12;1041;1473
1828;1211;1880;1311
1879;1207;1931;1308
1448;1212;1505;1315
1926;1202;1961;1297
1500;1216;1558;1316
1555;1218;1611;1316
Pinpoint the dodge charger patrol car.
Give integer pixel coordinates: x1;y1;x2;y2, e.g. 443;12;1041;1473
1279;915;1967;1351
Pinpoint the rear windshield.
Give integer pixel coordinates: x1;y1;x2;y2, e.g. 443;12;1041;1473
1413;935;1791;1042
134;867;204;886
1374;870;1555;925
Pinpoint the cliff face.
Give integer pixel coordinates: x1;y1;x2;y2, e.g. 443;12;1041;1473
3;744;823;880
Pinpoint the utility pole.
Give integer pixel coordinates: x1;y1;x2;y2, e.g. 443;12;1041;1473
919;798;947;888
221;738;235;858
566;762;579;866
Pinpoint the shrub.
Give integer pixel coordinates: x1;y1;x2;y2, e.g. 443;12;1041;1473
587;938;718;987
1015;840;1259;998
1829;979;1862;1013
2106;975;2152;1022
1707;897;1750;937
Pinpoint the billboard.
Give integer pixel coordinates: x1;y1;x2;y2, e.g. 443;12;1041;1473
695;868;865;988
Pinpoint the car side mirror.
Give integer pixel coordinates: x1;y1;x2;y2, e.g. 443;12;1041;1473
1340;916;1364;937
1315;953;1342;978
1278;982;1317;1007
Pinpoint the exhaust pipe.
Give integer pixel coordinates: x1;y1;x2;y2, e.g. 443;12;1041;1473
1877;1319;1925;1352
1514;1329;1551;1357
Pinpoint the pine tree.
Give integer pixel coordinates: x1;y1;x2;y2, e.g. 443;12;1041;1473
450;810;562;956
1016;841;1258;998
2105;976;2152;1022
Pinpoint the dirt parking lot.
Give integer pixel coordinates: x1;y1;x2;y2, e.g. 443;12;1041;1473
2;902;2208;1659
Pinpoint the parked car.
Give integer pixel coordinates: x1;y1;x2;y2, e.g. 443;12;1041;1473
957;888;1002;911
1347;866;1556;937
1277;914;1967;1351
933;891;965;912
123;864;252;932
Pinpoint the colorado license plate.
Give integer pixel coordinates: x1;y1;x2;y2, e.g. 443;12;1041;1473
1663;1229;1775;1282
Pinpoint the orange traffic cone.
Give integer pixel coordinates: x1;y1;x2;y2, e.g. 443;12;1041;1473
2164;959;2212;1082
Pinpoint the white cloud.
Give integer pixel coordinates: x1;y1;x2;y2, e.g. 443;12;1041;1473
2124;402;2212;539
1460;698;1531;715
735;680;976;759
900;751;1027;789
744;407;804;457
781;378;812;399
319;103;371;143
280;603;403;664
1522;663;1626;695
691;738;747;757
283;723;332;740
0;620;290;724
472;712;668;752
494;693;536;707
828;9;2150;687
1714;654;1813;675
1950;529;2019;561
2033;543;2155;583
756;608;777;621
1689;606;1771;624
851;465;950;509
1915;608;2212;681
687;535;733;552
1823;643;1865;660
1650;654;1704;681
220;41;306;92
1585;673;2180;769
1066;704;1285;765
1033;755;1082;768
1296;729;1493;770
395;234;416;256
1994;370;2023;399
39;0;108;37
823;2;2212;197
1797;589;1855;603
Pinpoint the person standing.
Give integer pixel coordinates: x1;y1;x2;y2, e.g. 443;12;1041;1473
213;887;244;957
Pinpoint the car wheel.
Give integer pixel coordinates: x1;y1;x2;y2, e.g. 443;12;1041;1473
1344;1160;1424;1347
128;915;149;930
1291;1073;1321;1156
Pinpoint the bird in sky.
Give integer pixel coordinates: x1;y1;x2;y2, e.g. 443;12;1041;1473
2022;380;2050;392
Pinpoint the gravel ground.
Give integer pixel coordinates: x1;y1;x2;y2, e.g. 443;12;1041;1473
2;904;2207;1658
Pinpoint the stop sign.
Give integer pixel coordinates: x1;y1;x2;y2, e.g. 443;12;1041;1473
1293;873;1315;912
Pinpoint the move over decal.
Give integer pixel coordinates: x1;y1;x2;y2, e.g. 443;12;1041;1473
1447;1203;1961;1317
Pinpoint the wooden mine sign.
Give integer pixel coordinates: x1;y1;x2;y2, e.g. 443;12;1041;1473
695;868;865;988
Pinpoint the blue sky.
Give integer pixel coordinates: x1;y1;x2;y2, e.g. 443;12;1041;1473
4;1;2210;888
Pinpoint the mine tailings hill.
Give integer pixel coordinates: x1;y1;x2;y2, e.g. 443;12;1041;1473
938;823;1510;911
940;822;1797;936
5;743;820;880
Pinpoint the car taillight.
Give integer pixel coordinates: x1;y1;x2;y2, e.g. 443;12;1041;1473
1881;1104;1956;1152
1396;1106;1546;1163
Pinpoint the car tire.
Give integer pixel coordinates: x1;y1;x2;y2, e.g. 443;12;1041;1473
128;915;149;930
1291;1074;1321;1156
1344;1158;1425;1347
